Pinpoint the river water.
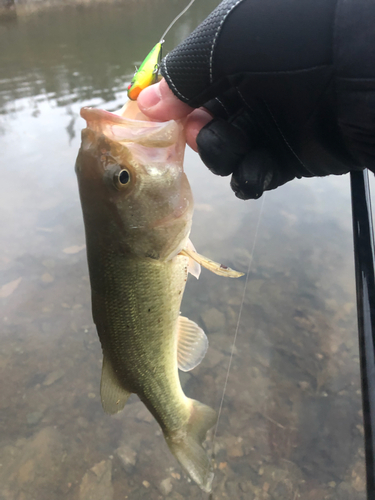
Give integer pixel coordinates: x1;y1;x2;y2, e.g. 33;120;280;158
0;1;367;499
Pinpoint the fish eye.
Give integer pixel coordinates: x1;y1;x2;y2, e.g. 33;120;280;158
119;169;130;185
114;168;131;189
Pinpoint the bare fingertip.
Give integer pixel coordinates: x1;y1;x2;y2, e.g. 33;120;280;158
186;109;213;153
138;78;193;121
137;82;162;111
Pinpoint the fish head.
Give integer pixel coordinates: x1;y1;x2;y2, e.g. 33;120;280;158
75;101;193;260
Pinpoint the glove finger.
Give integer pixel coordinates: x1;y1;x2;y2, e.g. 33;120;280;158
202;89;245;120
196;118;249;176
230;147;285;200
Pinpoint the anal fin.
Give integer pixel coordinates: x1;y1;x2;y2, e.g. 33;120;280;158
180;239;244;278
177;316;208;372
100;354;131;414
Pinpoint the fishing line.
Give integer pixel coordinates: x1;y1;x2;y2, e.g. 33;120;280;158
207;193;266;497
128;0;197;100
159;0;197;42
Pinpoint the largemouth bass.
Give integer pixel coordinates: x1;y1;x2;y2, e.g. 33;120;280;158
75;100;243;492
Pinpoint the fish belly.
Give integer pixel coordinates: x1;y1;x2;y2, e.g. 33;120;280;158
87;247;216;491
89;250;190;430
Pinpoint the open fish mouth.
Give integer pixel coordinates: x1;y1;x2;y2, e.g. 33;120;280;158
80;104;180;147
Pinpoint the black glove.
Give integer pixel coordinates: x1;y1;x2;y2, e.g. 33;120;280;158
160;0;375;199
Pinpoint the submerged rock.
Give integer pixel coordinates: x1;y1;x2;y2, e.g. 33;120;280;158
79;460;113;500
204;346;224;368
26;411;43;425
158;477;173;496
201;307;226;333
336;481;365;500
43;369;64;386
349;461;366;493
259;464;302;500
0;427;64;500
116;444;137;472
41;273;54;284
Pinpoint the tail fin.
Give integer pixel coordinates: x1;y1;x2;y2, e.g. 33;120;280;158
165;399;217;492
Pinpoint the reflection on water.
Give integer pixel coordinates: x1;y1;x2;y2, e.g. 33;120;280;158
0;1;366;499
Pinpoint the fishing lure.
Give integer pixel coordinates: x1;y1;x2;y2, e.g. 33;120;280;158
127;0;196;100
127;42;163;101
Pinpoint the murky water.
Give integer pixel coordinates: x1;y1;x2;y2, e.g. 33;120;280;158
0;1;367;499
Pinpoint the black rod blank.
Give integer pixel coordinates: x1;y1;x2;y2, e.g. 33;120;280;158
350;169;375;498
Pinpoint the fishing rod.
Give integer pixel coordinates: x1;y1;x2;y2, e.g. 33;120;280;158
350;169;375;498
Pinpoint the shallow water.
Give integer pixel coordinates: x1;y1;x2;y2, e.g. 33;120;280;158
0;1;368;499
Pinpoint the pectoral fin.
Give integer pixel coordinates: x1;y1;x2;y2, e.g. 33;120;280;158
180;239;244;278
185;239;201;279
177;316;208;372
100;354;131;414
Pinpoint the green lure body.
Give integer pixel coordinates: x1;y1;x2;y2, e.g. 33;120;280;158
127;42;162;101
127;0;197;100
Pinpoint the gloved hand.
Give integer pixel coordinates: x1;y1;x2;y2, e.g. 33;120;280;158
138;0;375;200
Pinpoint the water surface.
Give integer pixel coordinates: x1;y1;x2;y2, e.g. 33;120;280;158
0;1;367;499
